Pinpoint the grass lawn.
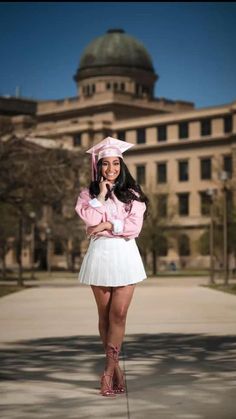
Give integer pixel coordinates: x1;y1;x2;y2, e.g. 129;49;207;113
0;284;32;298
0;271;76;298
153;270;209;277
206;283;236;296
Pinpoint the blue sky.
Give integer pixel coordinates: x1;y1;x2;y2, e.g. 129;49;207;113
0;2;236;109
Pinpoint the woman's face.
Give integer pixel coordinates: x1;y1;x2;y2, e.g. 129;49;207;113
101;156;121;184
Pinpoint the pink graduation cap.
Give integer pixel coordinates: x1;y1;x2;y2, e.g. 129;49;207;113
86;136;134;181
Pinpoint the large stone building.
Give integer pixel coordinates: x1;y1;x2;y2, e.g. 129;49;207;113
1;29;236;271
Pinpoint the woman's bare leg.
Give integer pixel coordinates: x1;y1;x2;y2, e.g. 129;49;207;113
108;285;135;347
91;285;115;395
106;285;135;387
91;285;112;348
91;284;135;393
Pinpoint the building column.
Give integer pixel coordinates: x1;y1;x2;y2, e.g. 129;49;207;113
232;146;236;206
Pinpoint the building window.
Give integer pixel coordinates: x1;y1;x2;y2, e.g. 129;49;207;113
201;119;211;136
178;235;190;256
199;232;210;255
135;83;142;96
137;128;146;144
178;160;189;182
73;133;81;147
158;194;167;217
142;85;149;96
157;162;167;183
159;236;168;256
200;191;211;216
106;82;111;90
201;158;211;180
179;122;189;139
84;85;94;96
120;82;125;91
114;82;118;91
117;130;126;141
178;193;189;216
224;115;232;133
54;240;64;256
157;125;167;142
103;130;113;139
136;165;146;185
223;155;232;178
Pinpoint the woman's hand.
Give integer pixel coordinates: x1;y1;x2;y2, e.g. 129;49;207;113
99;177;113;197
87;222;112;236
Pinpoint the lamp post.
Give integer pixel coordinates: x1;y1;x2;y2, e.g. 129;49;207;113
46;227;52;274
29;211;36;279
220;171;229;285
206;189;215;285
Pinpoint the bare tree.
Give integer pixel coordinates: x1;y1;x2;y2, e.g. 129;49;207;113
198;190;236;283
0;135;88;284
0;203;18;278
137;193;173;275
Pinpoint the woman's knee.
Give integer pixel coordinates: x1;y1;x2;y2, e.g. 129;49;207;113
110;308;127;325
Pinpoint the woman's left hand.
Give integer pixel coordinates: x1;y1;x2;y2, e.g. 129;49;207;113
87;222;112;236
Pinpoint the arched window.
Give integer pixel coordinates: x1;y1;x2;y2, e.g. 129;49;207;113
159;236;168;256
73;133;81;147
54;240;64;256
135;83;141;96
120;82;125;91
198;231;210;256
178;234;190;256
85;85;89;96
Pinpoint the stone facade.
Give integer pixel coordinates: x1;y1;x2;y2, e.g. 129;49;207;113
1;29;235;271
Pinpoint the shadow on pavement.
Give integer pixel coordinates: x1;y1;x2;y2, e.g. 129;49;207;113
0;334;236;418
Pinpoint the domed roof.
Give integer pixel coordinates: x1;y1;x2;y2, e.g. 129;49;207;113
79;29;154;72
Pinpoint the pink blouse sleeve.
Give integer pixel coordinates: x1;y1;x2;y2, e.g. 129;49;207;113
113;199;146;239
75;188;106;227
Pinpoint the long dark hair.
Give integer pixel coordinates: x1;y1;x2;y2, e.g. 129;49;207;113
89;157;149;216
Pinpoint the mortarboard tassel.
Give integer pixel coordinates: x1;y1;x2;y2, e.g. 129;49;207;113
92;149;97;181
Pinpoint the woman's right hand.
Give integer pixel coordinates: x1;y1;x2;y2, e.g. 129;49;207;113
87;221;113;237
99;177;113;197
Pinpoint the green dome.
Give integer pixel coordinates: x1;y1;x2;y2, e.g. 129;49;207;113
79;29;154;72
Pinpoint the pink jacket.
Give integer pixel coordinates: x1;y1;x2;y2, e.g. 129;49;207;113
75;188;146;239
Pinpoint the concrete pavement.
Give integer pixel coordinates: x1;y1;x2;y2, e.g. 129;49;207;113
0;276;236;419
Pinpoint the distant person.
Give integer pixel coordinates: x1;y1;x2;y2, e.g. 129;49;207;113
75;137;148;397
169;261;177;271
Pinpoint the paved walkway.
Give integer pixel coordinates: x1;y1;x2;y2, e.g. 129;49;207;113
0;276;236;419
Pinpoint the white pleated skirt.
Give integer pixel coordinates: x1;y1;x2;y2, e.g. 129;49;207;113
78;236;147;287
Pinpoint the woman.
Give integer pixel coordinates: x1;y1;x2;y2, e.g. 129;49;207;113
75;137;148;397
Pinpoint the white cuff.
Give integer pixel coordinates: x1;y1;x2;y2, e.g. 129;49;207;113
89;198;103;208
112;219;124;234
